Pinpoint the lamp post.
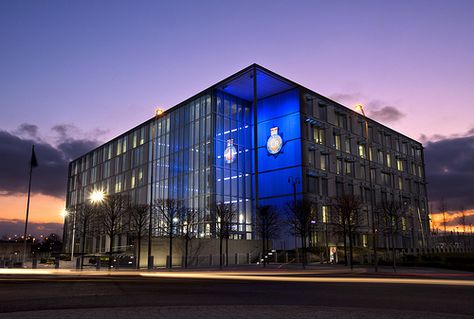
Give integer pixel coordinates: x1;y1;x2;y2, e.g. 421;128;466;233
355;104;378;272
288;176;300;262
148;108;164;270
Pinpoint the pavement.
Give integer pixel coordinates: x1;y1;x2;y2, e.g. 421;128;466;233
0;265;473;318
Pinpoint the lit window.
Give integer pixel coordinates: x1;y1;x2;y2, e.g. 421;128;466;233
335;134;341;150
322;206;329;223
358;144;365;158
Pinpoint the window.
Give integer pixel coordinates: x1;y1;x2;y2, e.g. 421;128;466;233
345;138;351;153
345;161;353;176
397;159;404;171
336;113;347;129
382;172;391;187
322;178;328;196
360;164;366;180
336;159;343;174
334;134;341;150
307;176;319;194
313;127;325;144
398;176;403;190
320;154;329;171
386;153;391;167
362;234;368;247
318;104;328;121
117;138;122;156
322;206;329;223
378;150;384;164
358;144;366;158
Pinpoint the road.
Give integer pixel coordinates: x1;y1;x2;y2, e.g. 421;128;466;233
0;268;473;318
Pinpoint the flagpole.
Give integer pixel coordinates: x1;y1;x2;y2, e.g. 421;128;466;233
22;145;35;267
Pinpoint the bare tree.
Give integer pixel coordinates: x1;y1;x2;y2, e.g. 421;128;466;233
97;194;129;269
377;198;405;272
255;205;281;267
128;203;149;269
154;199;184;269
331;195;363;270
438;199;448;233
286;199;316;269
77;203;98;269
215;203;235;269
179;208;198;268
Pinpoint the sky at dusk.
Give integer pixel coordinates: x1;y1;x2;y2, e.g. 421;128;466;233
1;0;474;236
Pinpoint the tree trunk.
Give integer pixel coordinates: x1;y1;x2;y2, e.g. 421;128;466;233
225;236;229;266
169;231;173;269
136;236;141;269
391;233;396;272
219;236;223;269
343;227;347;266
300;234;306;269
348;225;353;270
109;231;114;270
185;237;189;268
81;222;87;270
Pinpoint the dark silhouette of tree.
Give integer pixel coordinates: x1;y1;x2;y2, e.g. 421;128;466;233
331;195;363;270
77;203;98;269
128;203;149;269
97;194;129;269
377;198;405;272
286;199;316;269
255;205;281;267
179;208;198;268
215;203;235;269
154;198;184;269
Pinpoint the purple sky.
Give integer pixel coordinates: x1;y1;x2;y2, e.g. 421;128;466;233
1;1;474;234
1;0;473;142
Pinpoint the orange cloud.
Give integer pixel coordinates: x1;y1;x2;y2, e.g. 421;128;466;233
430;209;474;233
0;194;65;224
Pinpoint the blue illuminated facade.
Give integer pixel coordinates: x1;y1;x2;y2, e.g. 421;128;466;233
65;64;429;252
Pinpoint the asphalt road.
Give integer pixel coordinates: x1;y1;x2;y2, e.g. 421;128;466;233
0;270;473;318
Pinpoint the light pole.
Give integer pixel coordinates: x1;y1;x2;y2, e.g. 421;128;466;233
355;104;378;272
288;176;300;263
148;108;164;270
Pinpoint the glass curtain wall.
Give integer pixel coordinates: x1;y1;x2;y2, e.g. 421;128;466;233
214;90;253;239
151;93;213;237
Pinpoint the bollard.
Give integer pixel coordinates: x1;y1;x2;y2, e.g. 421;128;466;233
148;256;154;270
76;257;81;269
285;252;289;263
274;251;278;263
166;255;171;269
209;254;213;266
247;252;251;264
96;259;101;270
32;258;37;269
235;253;239;265
54;257;60;269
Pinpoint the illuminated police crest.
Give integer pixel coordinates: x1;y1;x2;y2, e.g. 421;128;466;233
224;139;237;164
266;127;283;155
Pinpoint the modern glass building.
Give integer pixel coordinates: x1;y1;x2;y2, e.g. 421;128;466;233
63;64;429;255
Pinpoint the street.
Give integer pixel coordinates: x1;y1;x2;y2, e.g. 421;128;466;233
0;267;473;318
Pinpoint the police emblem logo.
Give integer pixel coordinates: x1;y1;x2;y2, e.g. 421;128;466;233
267;127;283;155
224;139;237;164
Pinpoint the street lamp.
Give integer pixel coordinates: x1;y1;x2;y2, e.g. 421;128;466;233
89;189;105;204
61;207;76;260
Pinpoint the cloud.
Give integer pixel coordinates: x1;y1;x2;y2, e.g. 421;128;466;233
13;123;40;140
0;124;100;198
367;106;405;123
0;219;63;238
329;93;405;123
424;132;474;211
